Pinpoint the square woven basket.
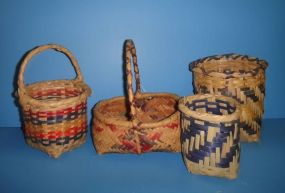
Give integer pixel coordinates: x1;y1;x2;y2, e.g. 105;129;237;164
179;94;241;179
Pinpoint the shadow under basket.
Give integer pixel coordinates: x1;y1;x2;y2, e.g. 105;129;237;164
179;94;241;179
17;44;91;158
190;54;268;142
92;39;181;154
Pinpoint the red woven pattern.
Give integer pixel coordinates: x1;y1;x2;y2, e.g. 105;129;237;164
25;121;87;140
24;102;86;118
32;88;83;99
23;102;87;125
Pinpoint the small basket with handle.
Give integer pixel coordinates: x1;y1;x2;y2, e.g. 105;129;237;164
92;39;180;154
17;44;91;158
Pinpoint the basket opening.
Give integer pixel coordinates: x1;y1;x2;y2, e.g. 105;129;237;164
99;96;178;123
185;97;236;116
30;87;84;101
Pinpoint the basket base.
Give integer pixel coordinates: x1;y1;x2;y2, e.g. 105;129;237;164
183;157;239;179
240;128;260;142
26;134;87;158
94;143;181;155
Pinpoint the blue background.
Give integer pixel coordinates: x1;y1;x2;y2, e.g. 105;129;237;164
1;0;285;127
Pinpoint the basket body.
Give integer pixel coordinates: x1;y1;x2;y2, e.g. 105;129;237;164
179;94;240;179
190;54;268;142
20;80;90;158
93;93;181;154
17;44;91;158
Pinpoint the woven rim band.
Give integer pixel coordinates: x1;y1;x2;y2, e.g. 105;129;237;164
94;93;180;128
189;53;268;78
17;44;91;107
179;94;240;123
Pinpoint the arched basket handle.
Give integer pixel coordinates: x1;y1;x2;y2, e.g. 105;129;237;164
124;39;142;120
17;44;84;92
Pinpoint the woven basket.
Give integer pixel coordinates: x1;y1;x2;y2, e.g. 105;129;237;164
92;39;180;154
179;94;241;179
17;44;91;158
190;54;268;142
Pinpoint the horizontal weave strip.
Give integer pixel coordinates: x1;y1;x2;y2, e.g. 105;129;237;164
25;128;87;146
189;53;268;77
185;145;240;168
23;102;87;125
32;88;83;99
240;118;261;135
181;115;239;143
25;121;87;139
185;100;236;115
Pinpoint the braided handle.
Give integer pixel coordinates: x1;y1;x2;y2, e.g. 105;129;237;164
18;44;83;92
124;39;142;120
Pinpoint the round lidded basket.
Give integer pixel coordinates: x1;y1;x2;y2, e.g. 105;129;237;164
92;39;180;154
17;44;91;158
190;54;268;142
179;94;241;179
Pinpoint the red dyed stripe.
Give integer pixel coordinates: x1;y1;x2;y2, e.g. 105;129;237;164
33;89;81;99
95;126;104;132
25;122;87;139
106;123;117;132
165;122;179;129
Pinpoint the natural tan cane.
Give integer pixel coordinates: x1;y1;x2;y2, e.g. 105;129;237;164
190;54;268;142
179;94;241;179
92;39;180;154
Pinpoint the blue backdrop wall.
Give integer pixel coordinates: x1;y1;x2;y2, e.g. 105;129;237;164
1;0;284;127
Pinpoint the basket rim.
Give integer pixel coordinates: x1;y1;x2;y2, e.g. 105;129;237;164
93;92;180;128
18;79;91;108
178;94;240;123
189;53;268;78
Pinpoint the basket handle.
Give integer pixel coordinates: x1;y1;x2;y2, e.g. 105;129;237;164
124;39;142;120
17;44;83;92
